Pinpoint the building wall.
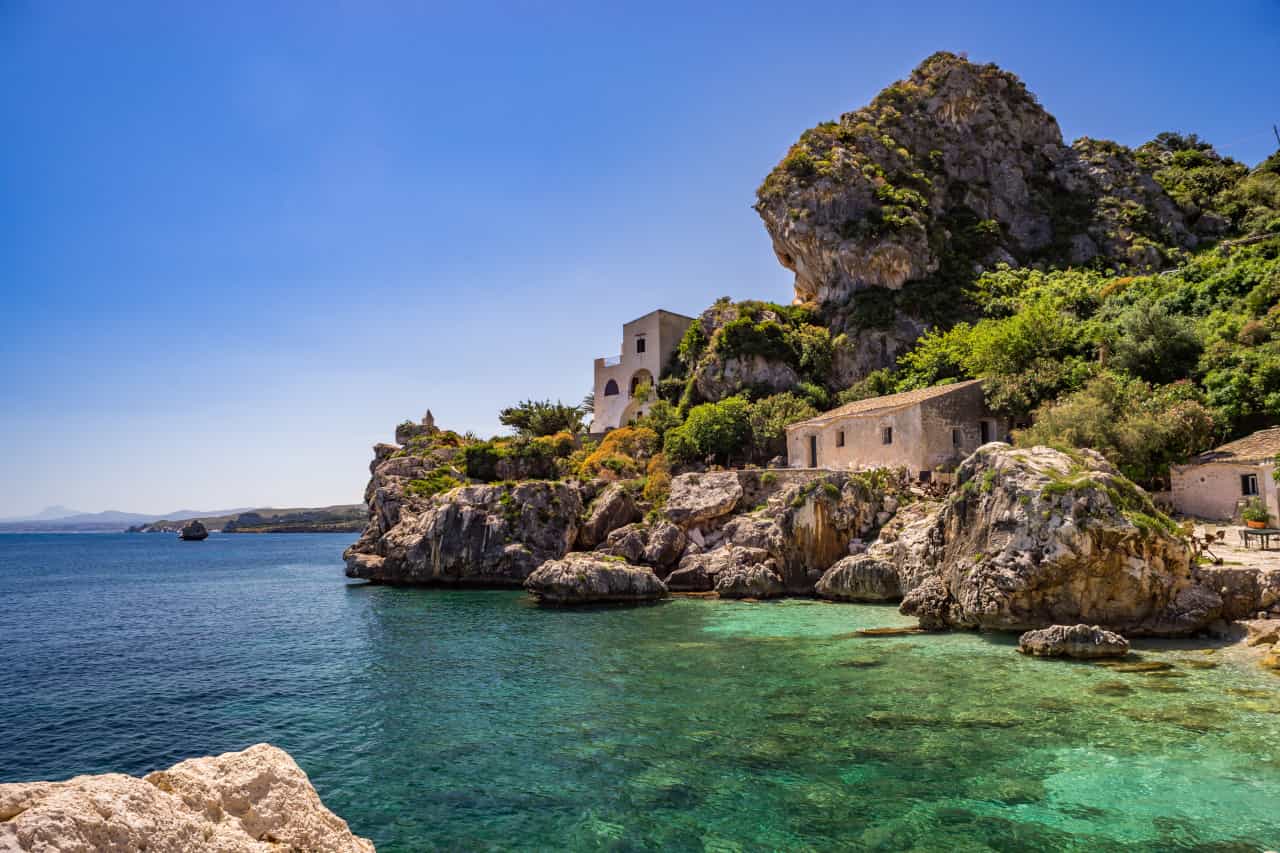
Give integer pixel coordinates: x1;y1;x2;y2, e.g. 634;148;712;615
917;383;1008;470
1170;461;1279;521
592;310;693;432
784;383;1003;476
785;407;927;473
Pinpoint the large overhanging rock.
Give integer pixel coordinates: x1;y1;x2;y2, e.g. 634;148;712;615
525;553;667;604
898;444;1220;636
755;52;1195;307
345;481;583;586
0;744;373;852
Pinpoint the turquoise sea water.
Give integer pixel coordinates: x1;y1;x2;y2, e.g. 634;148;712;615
2;533;1280;851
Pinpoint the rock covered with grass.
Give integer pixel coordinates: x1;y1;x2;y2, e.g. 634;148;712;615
1017;624;1130;659
899;443;1220;635
0;744;373;852
524;553;667;604
755;51;1196;309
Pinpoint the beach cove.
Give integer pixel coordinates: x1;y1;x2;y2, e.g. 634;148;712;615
2;533;1278;851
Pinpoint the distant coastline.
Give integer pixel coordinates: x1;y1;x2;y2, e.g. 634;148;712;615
0;504;364;535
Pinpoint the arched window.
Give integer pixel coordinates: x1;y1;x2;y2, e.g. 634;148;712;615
629;369;653;398
604;379;619;396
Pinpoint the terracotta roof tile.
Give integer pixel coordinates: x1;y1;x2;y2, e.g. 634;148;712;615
786;379;984;429
1193;427;1280;464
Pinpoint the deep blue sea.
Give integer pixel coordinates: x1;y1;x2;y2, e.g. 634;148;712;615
3;532;1280;851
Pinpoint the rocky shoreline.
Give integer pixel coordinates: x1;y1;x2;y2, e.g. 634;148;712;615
344;420;1280;671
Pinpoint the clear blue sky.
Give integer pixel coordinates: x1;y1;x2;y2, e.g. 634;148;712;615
2;0;1277;516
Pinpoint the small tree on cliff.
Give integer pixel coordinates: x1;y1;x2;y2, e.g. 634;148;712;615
664;397;752;466
499;399;586;438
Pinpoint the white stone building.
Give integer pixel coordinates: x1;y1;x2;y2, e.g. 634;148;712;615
1170;427;1280;521
591;309;695;433
783;380;1007;480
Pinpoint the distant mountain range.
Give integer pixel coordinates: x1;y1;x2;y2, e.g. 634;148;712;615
0;505;85;522
0;505;293;533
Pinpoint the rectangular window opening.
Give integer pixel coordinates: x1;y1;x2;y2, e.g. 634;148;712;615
1242;474;1260;496
952;428;962;447
980;421;991;443
836;430;845;448
882;427;893;445
636;338;646;354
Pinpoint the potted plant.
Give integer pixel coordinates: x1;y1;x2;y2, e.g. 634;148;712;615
1243;497;1271;529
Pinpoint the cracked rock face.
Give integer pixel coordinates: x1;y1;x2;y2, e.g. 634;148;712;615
898;444;1219;636
665;472;743;527
0;744;373;852
755;51;1196;308
345;480;584;586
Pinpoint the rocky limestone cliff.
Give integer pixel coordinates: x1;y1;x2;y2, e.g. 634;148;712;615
756;52;1197;309
346;480;585;586
0;744;373;852
658;469;894;593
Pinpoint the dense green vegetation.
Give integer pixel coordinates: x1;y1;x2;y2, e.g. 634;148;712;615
758;132;1280;487
407;129;1279;495
662;299;836;410
842;233;1278;486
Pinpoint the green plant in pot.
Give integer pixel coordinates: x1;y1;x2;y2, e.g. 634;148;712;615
1243;497;1271;529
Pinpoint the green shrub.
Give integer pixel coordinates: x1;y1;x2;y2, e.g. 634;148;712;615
464;442;504;481
498;399;585;437
1244;497;1272;524
405;469;463;499
748;393;817;461
664;397;753;465
1015;372;1219;488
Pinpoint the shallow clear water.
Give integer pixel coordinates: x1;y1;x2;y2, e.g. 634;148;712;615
2;533;1279;851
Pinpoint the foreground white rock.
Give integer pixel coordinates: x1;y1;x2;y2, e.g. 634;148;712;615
0;743;374;852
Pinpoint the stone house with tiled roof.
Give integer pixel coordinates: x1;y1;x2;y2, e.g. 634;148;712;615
784;379;1008;479
1170;427;1280;521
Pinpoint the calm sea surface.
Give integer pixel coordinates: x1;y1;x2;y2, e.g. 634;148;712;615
3;533;1280;851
